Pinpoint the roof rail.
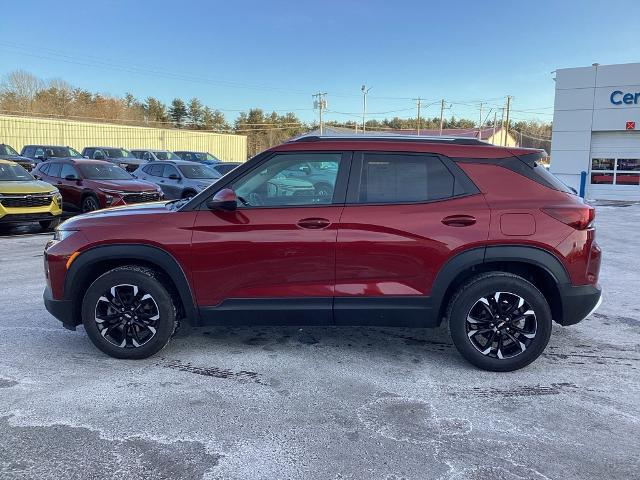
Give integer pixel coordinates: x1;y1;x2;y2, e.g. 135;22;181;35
288;134;490;146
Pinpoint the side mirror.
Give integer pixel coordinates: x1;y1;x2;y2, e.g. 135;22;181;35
94;154;105;160
33;174;40;180
168;173;181;180
206;188;237;211
64;174;78;181
35;155;45;161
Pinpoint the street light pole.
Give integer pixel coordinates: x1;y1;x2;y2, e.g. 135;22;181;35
361;85;371;133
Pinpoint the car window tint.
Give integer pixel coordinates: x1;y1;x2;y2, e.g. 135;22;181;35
356;153;454;203
60;164;77;178
163;165;179;178
47;162;62;178
39;163;50;175
35;148;45;158
231;153;341;207
83;148;94;157
148;164;164;176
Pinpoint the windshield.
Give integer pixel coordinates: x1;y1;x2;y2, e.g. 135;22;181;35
154;151;181;160
0;145;19;156
0;162;33;181
178;164;220;179
77;163;132;180
104;148;135;159
195;152;219;161
42;146;83;158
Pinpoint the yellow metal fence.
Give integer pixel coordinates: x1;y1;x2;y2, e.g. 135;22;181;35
0;115;247;161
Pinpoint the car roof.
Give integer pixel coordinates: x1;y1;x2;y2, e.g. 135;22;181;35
44;158;110;164
146;159;203;166
274;134;540;159
24;144;73;148
83;146;127;149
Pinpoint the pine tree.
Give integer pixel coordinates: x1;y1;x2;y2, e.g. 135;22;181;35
169;98;187;127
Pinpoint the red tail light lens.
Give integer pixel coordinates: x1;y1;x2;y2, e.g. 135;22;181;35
542;206;595;230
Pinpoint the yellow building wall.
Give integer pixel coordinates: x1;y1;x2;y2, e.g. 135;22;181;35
0;115;247;161
485;129;518;147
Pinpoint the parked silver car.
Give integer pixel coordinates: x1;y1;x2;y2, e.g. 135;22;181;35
130;149;182;162
132;160;221;199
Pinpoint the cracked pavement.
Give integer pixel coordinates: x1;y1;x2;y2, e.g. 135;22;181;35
0;205;639;479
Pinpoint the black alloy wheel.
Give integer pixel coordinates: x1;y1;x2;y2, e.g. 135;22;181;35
94;284;160;348
448;272;552;371
82;195;99;212
465;291;537;359
81;266;176;359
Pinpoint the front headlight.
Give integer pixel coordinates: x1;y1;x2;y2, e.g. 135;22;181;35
99;188;127;195
52;228;77;241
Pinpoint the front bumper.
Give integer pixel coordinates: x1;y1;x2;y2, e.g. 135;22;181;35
557;283;602;326
0;199;62;224
43;286;76;330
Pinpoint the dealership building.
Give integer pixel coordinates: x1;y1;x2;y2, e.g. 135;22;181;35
550;62;640;200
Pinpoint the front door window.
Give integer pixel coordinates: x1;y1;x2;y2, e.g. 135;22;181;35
231;153;341;207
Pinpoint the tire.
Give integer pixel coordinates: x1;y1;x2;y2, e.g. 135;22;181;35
447;272;552;372
81;266;177;359
82;194;100;213
39;217;61;231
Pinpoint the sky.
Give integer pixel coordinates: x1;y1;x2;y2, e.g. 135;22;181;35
0;0;638;125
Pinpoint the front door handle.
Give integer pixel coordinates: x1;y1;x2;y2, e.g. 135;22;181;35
297;217;331;229
442;215;476;227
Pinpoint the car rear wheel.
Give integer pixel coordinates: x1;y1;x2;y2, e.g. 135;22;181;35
82;194;100;212
81;266;177;359
447;272;552;371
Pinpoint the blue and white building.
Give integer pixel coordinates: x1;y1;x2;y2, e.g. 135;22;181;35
551;62;640;200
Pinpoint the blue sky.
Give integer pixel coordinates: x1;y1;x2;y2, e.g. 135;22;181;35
0;0;638;124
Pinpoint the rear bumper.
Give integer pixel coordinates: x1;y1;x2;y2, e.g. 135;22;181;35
43;286;76;330
557;283;602;326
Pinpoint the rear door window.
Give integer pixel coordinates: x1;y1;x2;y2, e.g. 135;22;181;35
351;153;455;204
47;162;62;178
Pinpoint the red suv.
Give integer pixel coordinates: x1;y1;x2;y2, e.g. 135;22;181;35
33;159;163;212
43;135;601;371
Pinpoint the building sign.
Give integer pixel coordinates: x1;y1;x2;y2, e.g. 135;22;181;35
610;90;640;105
626;121;636;130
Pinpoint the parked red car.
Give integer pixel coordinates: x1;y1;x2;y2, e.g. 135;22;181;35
33;158;163;212
43;135;601;371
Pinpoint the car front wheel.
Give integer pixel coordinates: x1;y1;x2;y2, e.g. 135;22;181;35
81;266;177;359
82;194;100;212
447;272;552;371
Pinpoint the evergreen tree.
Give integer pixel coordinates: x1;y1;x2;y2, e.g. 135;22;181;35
169;98;187;127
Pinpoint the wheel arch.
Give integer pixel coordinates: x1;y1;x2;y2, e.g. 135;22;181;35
432;245;569;325
64;244;198;328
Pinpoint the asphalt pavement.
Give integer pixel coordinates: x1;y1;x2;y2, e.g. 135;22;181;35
0;206;638;480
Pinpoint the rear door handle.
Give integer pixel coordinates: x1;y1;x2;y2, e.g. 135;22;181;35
442;215;476;227
297;217;331;229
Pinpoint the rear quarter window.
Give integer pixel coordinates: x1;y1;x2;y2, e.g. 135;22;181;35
354;153;456;204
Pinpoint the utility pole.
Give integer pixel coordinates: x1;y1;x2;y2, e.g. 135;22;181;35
439;99;445;135
504;95;512;146
361;85;372;133
499;106;505;145
312;92;327;135
492;111;497;144
478;102;483;139
413;98;422;135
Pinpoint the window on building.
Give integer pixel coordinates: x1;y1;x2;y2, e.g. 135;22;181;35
590;157;640;186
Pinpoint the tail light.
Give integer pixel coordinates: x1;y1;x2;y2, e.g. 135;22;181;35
542;205;595;230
